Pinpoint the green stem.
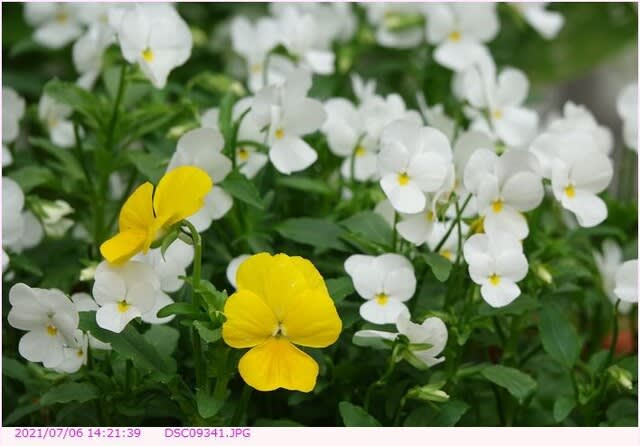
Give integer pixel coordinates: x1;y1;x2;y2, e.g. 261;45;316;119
607;300;621;365
491;384;506;426
434;194;471;253
391;211;399;252
106;65;127;152
231;385;253;426
363;344;399;411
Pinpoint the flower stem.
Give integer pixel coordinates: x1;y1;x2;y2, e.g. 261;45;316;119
434;194;471;253
607;299;621;365
106;65;127;152
231;384;252;426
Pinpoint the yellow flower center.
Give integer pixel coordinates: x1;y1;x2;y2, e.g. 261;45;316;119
355;145;366;157
470;216;485;234
376;293;389;305
448;30;461;42
142;48;154;62
237;147;250;161
250;63;263;73
275;128;285;139
489;274;501;286
426;210;435;222
397;172;410;186
492;109;503;120
76;349;84;358
46;324;58;336
440;250;453;261
55;11;68;23
564;184;576;199
117;301;130;313
491;199;504;213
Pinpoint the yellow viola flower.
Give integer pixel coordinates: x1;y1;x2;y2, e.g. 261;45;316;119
222;253;342;392
100;166;212;265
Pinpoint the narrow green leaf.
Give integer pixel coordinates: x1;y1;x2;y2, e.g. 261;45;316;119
277;218;348;251
326;277;355;303
553;395;576;422
156;302;202;319
127;150;168;184
43;79;105;129
423;252;452;282
404;400;470;427
30;137;85;182
276;176;333;195
481;365;537;402
8;166;55;193
220;170;264;209
40;382;100;406
538;301;580;368
338;401;381;427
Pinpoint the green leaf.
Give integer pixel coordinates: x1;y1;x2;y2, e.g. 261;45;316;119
476;295;540;318
192;279;227;311
119;104;180;142
481;365;537;402
196;388;225;419
193;321;222;343
276;176;333;195
553;395;576;422
326;277;355;303
404;400;470;426
220;170;264;210
43;79;105;129
2;356;31;384
218;91;236;143
422;252;452;282
8;166;55;193
277;218;348;251
30;137;85;182
40;382;100;406
338;401;381;427
9;253;43;277
3;403;41;426
254;419;305;427
341;211;392;248
156;302;202;319
143;325;180;358
127;150;168;184
606;399;638;426
79;312;176;380
538;301;580;368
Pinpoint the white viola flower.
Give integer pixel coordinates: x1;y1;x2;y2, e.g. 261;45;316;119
461;53;538;148
378;120;454;214
464;149;543;239
251;69;327;174
323;98;379;182
168;127;233;231
133;239;194;293
512;3;564;39
38;94;76;148
463;232;529;308
70;292;112;350
202;98;269;179
8;283;79;368
3;87;26;144
593;240;634;314
426;220;469;263
2;178;44;257
230;16;281;92
364;3;425;49
614;260;638;304
274;6;335;75
141;291;175;325
24;3;83;49
537;132;613;227
424;3;499;71
345;253;417;325
110;3;192;89
355;311;448;367
351;75;377;104
396;194;439;246
53;329;89;374
360;93;422;143
226;254;251;289
617;84;637;151
73;19;116;90
92;261;160;333
270;3;356;46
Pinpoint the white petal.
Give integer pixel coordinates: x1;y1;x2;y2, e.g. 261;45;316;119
383;268;416;302
480;279;521;308
303;50;335;74
562;191;607;228
359;298;408;325
502;172;544;212
71;292;98;312
496;68;529;107
408;152;449;192
239;152;269;179
434;40;486;72
141;292;175;324
464;148;498;193
493;106;538;148
92;271;126;305
269;136;317;174
226;254;251;288
397;212;434;246
571;153;613;194
614;260;638;303
96;303;141;333
19;330;65;368
495;250;529;282
484;207;529;240
344;254;375;277
380;176;426;214
350;263;385;301
125;281;158;313
522;6;564;39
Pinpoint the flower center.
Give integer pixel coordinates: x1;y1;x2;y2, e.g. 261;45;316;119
275;128;285;139
250;63;263;73
142;48;154;62
470;216;485;234
489;273;501;286
564;184;576;199
492;109;503;120
76;349;84;358
448;30;461;42
117;300;131;313
376;293;389;305
55;10;68;23
397;172;410;186
272;323;287;338
237;147;250;161
440;250;453;261
425;210;435;222
355;145;366;157
46;324;58;336
491;199;504;213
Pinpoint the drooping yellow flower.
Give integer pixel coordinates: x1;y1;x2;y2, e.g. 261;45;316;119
222;253;342;392
100;166;212;264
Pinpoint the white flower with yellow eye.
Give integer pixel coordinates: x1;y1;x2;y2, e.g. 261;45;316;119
464;149;543;240
251;69;327;174
364;3;425;49
38;94;76;148
345;253;416;325
25;3;83;49
53;330;89;374
8;283;79;368
92;261;159;333
463;232;528;308
378;120;454;214
110;3;192;89
133;239;193;294
424;3;499;71
71;292;112;351
617;84;637;151
168;128;233;231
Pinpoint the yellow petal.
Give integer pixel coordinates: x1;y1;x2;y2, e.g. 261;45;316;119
235;252;272;299
282;288;342;348
100;230;147;265
222;289;278;348
238;338;319;392
118;182;155;232
289;256;329;293
153;166;212;227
